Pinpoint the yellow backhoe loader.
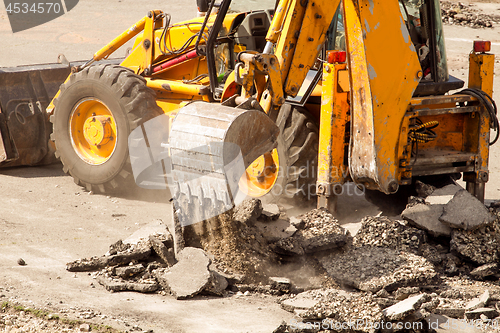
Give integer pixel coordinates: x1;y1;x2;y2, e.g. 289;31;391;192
0;0;496;218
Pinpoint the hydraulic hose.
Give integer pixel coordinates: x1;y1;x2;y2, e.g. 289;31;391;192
456;88;499;145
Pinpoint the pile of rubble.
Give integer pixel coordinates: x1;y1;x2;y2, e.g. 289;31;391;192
67;224;235;299
273;209;350;257
441;1;500;28
66;201;347;299
67;179;500;332
275;181;500;332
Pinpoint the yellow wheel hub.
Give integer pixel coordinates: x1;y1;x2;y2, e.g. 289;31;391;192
83;116;113;146
239;149;279;197
70;98;118;165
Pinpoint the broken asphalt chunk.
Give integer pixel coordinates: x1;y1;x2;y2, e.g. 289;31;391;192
204;270;229;296
299;290;383;333
319;246;438;293
273;208;349;256
114;264;145;279
382;293;428;321
149;233;176;267
424;183;462;205
66;246;151;272
450;225;500;265
233;198;263;225
153;247;227;299
280;291;320;313
96;275;158;293
402;203;452;237
470;263;499;280
353;215;426;254
465;290;490;311
465;307;498;320
269;277;291;294
260;204;281;221
440;189;493;230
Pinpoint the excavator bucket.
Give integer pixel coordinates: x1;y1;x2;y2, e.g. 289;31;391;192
0;62;71;166
128;101;279;229
169;102;280;211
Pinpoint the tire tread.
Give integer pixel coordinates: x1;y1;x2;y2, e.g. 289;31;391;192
51;64;163;193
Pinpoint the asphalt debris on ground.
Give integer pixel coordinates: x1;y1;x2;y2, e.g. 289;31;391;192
60;180;500;332
441;0;500;28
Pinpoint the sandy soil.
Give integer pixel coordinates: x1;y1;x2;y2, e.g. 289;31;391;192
1;1;500;332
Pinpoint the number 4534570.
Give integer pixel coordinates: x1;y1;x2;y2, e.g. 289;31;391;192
6;2;62;14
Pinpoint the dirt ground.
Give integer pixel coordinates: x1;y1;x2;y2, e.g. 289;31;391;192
1;1;500;332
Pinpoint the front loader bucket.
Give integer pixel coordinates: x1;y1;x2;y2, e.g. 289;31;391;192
0;62;71;166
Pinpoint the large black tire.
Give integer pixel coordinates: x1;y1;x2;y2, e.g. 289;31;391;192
264;104;319;204
50;64;163;193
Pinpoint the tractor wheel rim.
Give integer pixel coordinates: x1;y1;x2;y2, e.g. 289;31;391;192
239;149;279;197
69;98;118;165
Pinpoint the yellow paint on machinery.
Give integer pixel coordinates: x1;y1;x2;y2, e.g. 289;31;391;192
316;63;349;212
1;0;495;207
346;0;422;194
469;52;494;97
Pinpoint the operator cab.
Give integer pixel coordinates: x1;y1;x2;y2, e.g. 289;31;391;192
328;0;464;97
399;0;464;96
216;9;274;96
206;0;463;103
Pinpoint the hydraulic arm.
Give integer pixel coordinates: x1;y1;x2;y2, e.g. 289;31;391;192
237;0;421;193
234;0;495;212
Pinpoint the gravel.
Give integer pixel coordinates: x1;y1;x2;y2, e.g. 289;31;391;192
0;303;123;333
441;0;500;28
353;215;426;254
450;224;500;264
286;289;384;333
319;246;438;293
51;198;500;332
273;208;350;256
